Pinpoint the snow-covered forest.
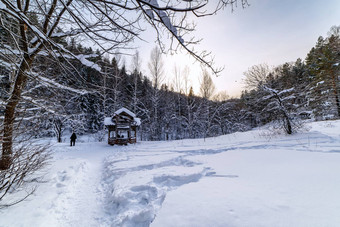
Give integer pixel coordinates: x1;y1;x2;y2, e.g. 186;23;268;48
1;25;340;141
1;0;340;226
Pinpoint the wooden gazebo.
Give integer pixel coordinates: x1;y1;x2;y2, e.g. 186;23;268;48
104;108;141;145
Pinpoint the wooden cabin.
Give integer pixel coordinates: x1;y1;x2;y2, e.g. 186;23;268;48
104;108;141;145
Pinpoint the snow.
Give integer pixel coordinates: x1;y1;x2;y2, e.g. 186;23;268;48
2;120;340;226
317;80;325;86
76;54;101;72
105;108;141;126
38;75;89;95
115;107;136;118
145;9;155;19
114;108;142;125
0;47;22;55
0;59;14;68
104;117;114;126
278;87;294;95
0;2;6;9
134;117;141;126
30;51;101;72
281;95;296;101
145;0;184;44
263;85;278;93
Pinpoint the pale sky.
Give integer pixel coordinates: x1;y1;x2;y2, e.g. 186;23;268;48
133;0;340;97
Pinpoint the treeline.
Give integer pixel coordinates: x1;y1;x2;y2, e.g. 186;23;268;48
0;36;248;141
241;25;340;134
1;26;339;141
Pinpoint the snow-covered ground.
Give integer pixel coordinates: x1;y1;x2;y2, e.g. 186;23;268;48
1;120;340;227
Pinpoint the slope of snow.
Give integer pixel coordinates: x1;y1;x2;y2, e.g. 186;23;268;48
1;120;340;226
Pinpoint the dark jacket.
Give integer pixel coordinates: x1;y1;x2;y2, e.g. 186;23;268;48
70;133;77;141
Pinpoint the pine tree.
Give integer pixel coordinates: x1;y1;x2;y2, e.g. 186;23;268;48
306;31;340;119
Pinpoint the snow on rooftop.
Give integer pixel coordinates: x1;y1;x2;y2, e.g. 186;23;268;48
134;117;141;126
104;111;141;126
104;117;115;126
115;108;136;118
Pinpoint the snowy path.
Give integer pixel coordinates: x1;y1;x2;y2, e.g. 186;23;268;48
50;146;107;226
2;120;340;226
0;143;114;226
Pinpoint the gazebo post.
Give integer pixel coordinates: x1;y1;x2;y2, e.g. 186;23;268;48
135;128;137;143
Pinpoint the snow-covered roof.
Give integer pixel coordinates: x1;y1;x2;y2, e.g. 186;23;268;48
104;117;115;126
134;118;141;126
104;116;141;126
114;107;136;118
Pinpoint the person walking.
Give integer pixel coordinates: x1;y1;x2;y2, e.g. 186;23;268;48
70;132;77;146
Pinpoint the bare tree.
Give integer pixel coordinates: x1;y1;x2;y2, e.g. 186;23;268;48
53;117;64;143
184;87;196;138
244;64;300;134
182;66;191;96
173;64;183;93
0;140;50;209
111;54;124;113
148;47;165;90
243;64;271;90
261;86;298;134
199;68;216;139
213;91;229;102
148;46;165;140
131;50;142;113
172;64;185;139
199;68;216;100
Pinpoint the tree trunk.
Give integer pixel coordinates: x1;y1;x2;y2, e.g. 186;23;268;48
334;89;340;118
57;133;62;143
0;58;32;170
284;114;292;135
331;72;340;117
54;119;63;143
